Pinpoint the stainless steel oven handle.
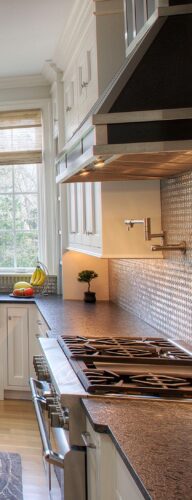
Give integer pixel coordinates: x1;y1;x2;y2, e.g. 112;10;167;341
30;378;70;469
30;377;47;403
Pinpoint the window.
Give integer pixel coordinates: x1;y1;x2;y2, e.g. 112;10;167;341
0;109;42;271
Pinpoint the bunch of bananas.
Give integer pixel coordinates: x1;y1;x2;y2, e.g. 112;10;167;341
30;263;47;287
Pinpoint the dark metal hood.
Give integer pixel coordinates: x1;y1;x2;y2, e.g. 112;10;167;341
56;6;192;183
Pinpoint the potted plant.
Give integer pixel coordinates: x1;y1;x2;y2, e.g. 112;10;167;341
77;270;98;303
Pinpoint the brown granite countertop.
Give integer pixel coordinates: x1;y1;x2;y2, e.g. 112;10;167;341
34;295;162;338
82;397;192;500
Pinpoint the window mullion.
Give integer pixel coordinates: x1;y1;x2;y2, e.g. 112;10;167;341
12;166;17;269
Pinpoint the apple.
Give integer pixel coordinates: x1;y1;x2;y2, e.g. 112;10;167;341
24;288;34;297
13;288;26;297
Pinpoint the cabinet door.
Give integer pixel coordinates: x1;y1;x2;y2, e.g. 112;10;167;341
77;31;98;124
68;183;84;247
82;182;101;251
86;418;116;500
7;307;29;387
68;183;78;235
51;82;59;139
64;68;78;141
67;182;101;255
115;450;145;500
28;305;49;378
83;182;95;236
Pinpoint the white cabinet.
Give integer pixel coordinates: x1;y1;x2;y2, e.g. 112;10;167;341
67;179;162;258
0;304;49;393
62;2;125;142
67;182;101;255
86;418;145;500
7;307;29;387
51;71;65;154
77;29;98;125
64;66;78;142
86;418;116;500
115;452;145;500
28;305;50;379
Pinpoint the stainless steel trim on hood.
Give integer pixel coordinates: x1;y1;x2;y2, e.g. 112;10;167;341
56;107;192;183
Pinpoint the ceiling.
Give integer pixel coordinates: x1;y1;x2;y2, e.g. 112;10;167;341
0;0;72;78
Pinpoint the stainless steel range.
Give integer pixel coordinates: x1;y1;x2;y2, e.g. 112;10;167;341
30;335;192;500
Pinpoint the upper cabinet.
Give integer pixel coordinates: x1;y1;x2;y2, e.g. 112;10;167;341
50;70;65;156
67;180;163;258
63;1;125;143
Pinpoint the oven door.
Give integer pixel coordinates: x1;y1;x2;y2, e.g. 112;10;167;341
30;378;87;500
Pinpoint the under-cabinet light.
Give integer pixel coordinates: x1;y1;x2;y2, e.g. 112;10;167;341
94;159;105;168
80;171;89;177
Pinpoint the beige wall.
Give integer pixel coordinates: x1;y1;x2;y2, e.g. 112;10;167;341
62;251;109;300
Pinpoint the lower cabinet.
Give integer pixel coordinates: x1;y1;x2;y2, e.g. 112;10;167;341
7;306;29;387
86;418;145;500
0;303;49;395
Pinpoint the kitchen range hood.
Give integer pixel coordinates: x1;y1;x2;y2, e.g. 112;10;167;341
56;5;192;183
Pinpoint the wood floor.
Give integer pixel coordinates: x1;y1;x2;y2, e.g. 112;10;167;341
0;399;57;499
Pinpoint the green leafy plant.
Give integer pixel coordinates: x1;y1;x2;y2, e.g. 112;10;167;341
77;270;98;292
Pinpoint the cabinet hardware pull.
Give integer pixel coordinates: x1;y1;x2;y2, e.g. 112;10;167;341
81;81;88;88
8;316;12;320
35;333;40;338
66;106;72;112
81;432;96;449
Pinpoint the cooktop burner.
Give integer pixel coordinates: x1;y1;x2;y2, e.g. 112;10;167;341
58;335;192;364
77;369;192;397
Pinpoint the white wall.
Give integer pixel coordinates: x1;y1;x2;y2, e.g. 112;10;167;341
62;251;109;301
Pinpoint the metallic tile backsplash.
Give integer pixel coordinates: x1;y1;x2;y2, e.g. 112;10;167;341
109;171;192;344
0;274;57;294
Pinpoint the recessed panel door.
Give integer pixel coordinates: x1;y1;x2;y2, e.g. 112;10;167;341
7;307;29;387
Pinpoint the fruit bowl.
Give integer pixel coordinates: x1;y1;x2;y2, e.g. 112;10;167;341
9;293;35;299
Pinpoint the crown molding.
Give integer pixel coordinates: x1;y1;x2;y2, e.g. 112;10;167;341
42;61;63;85
53;0;94;72
0;74;50;90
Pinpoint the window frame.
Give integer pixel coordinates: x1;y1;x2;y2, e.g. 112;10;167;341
0;99;58;276
0;163;40;273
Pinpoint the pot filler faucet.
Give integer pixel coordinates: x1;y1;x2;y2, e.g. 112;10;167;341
124;217;186;254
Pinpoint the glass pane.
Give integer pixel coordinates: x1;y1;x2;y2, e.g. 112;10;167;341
147;0;155;18
0;232;14;267
0;195;13;230
14;164;37;192
15;232;38;268
0;166;13;193
135;0;145;34
15;194;38;231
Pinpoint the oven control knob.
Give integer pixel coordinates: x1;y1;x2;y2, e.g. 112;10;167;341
51;412;65;428
48;404;58;417
45;397;55;409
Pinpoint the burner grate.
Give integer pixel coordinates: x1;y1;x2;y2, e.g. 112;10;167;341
77;369;192;396
58;335;192;364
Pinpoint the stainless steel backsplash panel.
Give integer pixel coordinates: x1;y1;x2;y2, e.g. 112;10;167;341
109;171;192;344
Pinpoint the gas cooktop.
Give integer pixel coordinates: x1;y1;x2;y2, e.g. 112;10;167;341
57;335;192;397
